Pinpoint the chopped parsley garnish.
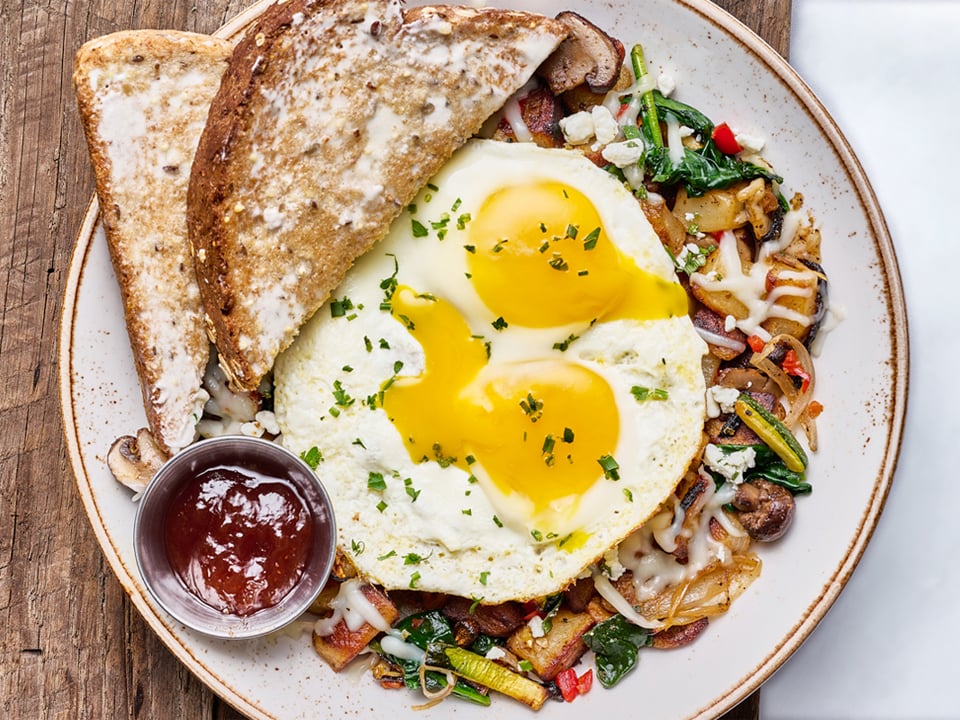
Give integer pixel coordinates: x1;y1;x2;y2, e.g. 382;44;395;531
548;255;569;271
598;454;621;480
492;316;508;331
332;379;354;407
367;471;387;491
351;539;365;556
330;296;354;317
479;571;490;586
530;529;544;542
462;508;472;515
404;477;420;502
670;243;717;275
463;244;476;254
566;224;578;239
300;446;323;469
493;515;503;528
408;571;421;589
376;500;388;513
552;333;580;351
352;438;366;449
363;336;373;352
403;552;427;565
378;549;396;561
492;239;509;253
432;443;456;468
623;488;634;502
379;338;390;349
542;434;556;454
411;219;429;237
630;386;669;402
519;392;544;422
562;427;575;443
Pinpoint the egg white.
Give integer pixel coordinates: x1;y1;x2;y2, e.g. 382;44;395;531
274;139;706;602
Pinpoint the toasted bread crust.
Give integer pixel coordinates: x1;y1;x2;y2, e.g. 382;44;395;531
74;30;232;453
189;0;567;390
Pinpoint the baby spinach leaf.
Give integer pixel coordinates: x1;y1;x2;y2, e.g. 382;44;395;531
582;615;652;688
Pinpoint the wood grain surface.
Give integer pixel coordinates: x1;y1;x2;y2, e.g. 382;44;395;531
0;1;789;718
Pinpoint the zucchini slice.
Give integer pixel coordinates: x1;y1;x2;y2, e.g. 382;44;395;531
734;394;808;472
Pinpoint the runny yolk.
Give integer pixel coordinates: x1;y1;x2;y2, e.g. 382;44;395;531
380;287;620;533
381;181;687;536
467;181;688;326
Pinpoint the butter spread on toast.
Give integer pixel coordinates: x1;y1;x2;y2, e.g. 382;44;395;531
188;0;568;390
74;30;232;454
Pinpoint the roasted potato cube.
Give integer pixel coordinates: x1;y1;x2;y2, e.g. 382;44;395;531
506;608;596;681
312;584;398;672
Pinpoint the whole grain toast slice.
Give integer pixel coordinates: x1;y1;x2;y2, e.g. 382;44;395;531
188;0;568;391
74;30;233;454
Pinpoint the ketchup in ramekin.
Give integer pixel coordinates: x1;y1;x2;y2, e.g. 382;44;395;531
134;436;336;638
164;465;314;617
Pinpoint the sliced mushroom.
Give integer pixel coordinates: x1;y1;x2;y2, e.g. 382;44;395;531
731;479;795;542
106;428;169;493
536;11;625;95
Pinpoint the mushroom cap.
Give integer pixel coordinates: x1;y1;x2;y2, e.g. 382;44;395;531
732;479;796;542
536;11;625;95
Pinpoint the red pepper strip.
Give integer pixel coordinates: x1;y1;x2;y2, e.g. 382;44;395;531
782;349;811;393
555;668;579;702
711;122;742;155
521;600;541;622
747;335;766;353
576;668;593;695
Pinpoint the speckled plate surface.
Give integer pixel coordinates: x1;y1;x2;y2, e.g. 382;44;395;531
59;1;907;718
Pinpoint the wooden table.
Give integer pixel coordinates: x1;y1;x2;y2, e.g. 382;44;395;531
0;1;789;717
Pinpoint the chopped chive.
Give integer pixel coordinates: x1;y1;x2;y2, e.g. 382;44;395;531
598;454;620;480
583;227;601;250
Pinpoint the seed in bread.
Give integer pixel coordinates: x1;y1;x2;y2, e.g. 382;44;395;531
74;31;232;454
188;0;569;391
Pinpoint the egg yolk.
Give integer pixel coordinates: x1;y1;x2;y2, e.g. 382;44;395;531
381;181;687;535
467;181;688;327
381;287;619;532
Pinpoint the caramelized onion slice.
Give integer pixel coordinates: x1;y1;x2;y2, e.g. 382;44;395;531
749;333;819;450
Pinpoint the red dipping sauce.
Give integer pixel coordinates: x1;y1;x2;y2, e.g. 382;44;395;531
163;466;314;617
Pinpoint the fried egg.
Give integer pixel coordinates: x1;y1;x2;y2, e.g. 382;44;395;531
274;139;706;602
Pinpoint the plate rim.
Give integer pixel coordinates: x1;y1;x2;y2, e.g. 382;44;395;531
57;1;910;718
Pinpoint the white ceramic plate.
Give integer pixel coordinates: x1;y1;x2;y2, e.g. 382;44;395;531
59;1;908;718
